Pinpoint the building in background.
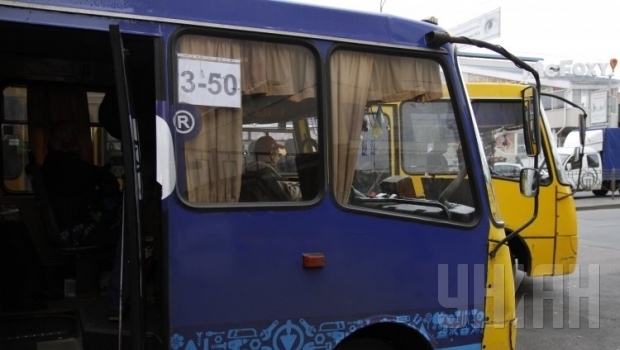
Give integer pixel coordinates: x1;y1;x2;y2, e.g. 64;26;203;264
458;55;619;146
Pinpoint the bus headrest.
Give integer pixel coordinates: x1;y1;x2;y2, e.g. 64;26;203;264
98;90;121;140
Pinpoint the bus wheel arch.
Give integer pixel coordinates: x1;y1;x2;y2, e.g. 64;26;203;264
506;231;531;275
335;322;433;350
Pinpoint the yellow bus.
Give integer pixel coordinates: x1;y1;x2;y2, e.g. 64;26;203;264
466;83;578;277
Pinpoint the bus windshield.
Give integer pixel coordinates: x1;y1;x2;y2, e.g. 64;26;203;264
471;100;550;183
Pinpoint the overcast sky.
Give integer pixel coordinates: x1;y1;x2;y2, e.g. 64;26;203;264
285;0;620;73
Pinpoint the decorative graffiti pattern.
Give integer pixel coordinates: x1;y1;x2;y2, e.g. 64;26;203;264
170;309;485;350
566;168;601;190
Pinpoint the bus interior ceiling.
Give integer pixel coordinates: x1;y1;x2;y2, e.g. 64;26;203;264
0;21;161;347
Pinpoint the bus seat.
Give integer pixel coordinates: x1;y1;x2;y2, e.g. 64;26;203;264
421;177;474;207
295;153;319;201
98;89;122;140
24;152;99;296
380;176;416;198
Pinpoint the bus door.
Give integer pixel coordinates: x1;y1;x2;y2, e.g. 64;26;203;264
110;24;146;349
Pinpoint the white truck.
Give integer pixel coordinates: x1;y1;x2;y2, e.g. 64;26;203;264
558;128;620;196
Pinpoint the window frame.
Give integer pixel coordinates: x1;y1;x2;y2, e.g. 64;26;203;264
326;45;480;226
1;85;121;193
169;27;324;209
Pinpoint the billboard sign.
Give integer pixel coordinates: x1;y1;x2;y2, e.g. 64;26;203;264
450;8;501;42
590;90;608;125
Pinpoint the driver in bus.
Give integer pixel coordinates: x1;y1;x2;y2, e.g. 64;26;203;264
242;135;301;202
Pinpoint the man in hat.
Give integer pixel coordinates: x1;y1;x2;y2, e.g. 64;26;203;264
242;135;301;202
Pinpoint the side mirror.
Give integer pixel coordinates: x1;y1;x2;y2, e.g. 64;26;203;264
573;146;582;162
519;168;539;197
521;86;541;157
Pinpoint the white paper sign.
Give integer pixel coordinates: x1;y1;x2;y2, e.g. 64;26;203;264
177;54;241;108
590;90;608;124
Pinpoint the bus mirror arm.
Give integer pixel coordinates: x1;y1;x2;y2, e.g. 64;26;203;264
425;30;541;96
489;193;539;259
539;93;587;125
425;30;544;259
438;165;467;207
540;92;588;193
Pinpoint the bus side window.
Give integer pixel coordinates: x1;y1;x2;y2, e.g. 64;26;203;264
174;36;319;205
2;126;24;181
568;155;582;170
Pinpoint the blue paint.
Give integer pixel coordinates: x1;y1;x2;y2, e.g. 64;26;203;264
6;0;444;47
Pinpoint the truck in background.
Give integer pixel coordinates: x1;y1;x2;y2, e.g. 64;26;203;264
559;127;620;196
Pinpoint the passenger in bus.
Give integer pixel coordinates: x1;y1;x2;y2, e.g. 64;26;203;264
241;135;301;202
41;119;128;321
42;120;121;248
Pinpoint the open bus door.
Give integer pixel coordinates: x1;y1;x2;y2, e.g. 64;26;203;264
110;24;146;349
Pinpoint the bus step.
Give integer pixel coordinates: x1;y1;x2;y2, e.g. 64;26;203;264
0;312;78;349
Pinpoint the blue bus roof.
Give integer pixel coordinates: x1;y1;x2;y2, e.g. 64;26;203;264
6;0;444;48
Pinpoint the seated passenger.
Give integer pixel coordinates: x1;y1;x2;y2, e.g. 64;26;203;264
42;120;121;247
242;136;301;202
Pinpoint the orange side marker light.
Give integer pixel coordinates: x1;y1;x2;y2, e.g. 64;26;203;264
302;253;325;268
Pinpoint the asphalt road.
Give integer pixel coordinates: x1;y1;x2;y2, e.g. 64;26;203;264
515;202;620;349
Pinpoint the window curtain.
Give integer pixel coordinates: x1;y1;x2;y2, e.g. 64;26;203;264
331;51;443;203
177;36;316;203
178;37;244;203
331;52;374;203
242;43;317;123
27;86;93;165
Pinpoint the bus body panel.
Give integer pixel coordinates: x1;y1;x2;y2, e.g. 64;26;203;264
166;195;489;349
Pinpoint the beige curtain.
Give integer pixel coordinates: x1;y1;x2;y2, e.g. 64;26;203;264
178;37;244;203
331;52;443;203
240;41;315;101
243;43;316;122
368;55;444;103
331;52;375;203
27;86;93;165
177;36;316;203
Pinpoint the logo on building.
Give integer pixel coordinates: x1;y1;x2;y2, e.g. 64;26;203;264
524;60;611;78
